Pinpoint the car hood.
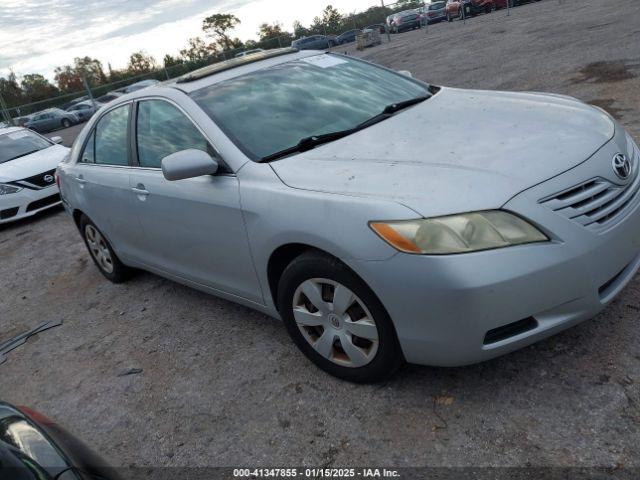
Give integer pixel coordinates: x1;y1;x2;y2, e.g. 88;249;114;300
270;88;615;217
0;144;69;182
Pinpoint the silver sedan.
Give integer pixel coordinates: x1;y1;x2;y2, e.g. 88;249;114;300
57;49;640;382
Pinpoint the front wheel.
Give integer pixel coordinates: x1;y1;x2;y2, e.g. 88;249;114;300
277;252;404;383
61;118;71;128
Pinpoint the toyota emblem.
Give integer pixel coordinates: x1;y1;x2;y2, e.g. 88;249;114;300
612;153;631;180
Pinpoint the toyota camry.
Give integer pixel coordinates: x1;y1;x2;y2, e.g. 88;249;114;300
57;49;640;382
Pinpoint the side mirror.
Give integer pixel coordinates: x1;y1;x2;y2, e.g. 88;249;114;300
50;136;63;144
398;70;413;78
161;149;219;181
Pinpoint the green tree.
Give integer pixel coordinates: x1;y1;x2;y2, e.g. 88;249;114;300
395;0;422;9
127;51;157;74
163;54;183;68
202;13;241;51
54;57;106;92
179;37;217;62
292;20;308;38
321;5;343;34
20;74;58;102
257;22;293;46
54;65;83;92
73;57;107;85
0;71;23;108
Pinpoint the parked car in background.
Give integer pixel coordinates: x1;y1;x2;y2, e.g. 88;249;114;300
389;11;422;33
23;108;79;133
122;79;160;94
95;91;124;105
66;101;97;122
421;1;448;23
336;29;361;45
364;23;386;33
62;95;90;110
0;401;120;480
235;48;265;58
14;116;32;127
447;0;494;20
291;35;336;50
0;126;67;223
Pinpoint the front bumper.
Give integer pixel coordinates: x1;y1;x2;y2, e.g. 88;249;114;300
348;133;640;367
0;185;61;224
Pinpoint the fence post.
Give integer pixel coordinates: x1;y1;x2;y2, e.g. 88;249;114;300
164;67;170;80
0;92;13;126
277;35;282;48
507;0;511;16
381;0;391;42
82;76;98;110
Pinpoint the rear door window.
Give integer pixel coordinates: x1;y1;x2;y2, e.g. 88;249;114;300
94;104;130;166
79;131;95;164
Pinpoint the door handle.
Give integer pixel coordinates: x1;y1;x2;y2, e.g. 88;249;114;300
75;175;86;184
131;185;149;196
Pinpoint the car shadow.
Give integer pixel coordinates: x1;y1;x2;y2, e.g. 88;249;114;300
0;205;65;235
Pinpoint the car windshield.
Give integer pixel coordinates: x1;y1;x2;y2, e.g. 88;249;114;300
0;129;52;164
191;54;429;161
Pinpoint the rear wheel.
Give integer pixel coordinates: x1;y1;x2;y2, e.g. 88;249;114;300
277;251;403;383
61;118;71;128
80;215;131;283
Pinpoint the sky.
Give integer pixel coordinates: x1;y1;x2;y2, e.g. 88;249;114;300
0;0;378;81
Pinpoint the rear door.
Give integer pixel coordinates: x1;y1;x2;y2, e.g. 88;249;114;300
70;103;143;260
128;98;262;303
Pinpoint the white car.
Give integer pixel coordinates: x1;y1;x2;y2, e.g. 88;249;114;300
0;127;68;223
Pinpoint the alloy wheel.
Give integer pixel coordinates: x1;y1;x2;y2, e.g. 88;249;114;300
85;225;114;274
292;278;379;368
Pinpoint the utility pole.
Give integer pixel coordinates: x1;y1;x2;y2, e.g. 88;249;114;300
381;0;391;42
82;76;98;110
0;92;14;126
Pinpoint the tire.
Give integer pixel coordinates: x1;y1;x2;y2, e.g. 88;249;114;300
458;7;464;20
447;12;452;22
61;118;71;128
277;251;404;383
80;215;132;283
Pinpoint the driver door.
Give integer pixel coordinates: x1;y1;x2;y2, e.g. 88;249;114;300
128;98;262;303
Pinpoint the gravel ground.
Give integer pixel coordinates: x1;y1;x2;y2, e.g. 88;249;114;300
2;0;640;472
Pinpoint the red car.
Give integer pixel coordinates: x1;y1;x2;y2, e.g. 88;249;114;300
445;0;501;20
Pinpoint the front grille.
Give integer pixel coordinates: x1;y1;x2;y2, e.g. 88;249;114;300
26;193;60;212
540;171;640;232
10;169;57;190
0;207;19;220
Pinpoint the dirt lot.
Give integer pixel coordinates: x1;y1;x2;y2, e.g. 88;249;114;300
3;0;640;472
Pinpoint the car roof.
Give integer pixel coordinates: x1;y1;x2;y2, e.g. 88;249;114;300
169;48;323;93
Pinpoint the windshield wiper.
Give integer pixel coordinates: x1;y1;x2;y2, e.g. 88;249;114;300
260;94;431;162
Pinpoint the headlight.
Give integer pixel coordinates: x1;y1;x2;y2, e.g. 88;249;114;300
0;184;22;195
370;210;548;254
